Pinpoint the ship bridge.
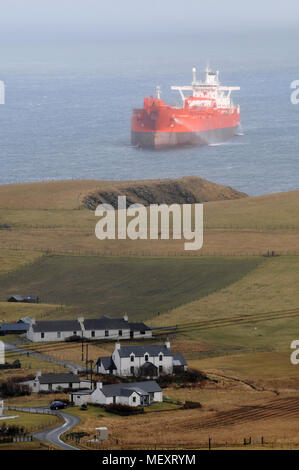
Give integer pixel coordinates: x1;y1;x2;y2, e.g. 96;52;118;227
170;66;240;109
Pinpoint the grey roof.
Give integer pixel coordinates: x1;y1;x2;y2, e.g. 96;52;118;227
83;316;150;332
173;353;187;367
128;322;151;332
120;387;149;397
101;381;162;397
38;373;80;384
118;345;172;358
8;295;24;301
20;317;34;324
140;362;158;371
32;320;82;333
96;356;117;370
0;323;29;332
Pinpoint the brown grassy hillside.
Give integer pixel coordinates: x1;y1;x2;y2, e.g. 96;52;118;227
0;176;247;210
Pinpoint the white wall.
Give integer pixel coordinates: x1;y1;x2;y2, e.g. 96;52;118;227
116;350;173;377
27;327;152;343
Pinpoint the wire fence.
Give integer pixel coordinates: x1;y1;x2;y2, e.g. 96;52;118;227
65;435;299;450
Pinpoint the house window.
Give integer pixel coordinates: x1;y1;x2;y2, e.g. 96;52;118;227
140;331;145;335
105;330;109;337
145;354;149;362
130;366;134;374
73;331;77;336
159;354;163;361
118;330;122;337
132;396;136;403
41;332;45;339
69;383;72;389
57;332;61;338
91;331;95;338
130;355;134;362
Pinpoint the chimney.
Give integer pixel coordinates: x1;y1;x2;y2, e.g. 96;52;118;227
115;342;121;350
165;339;171;350
71;368;78;375
31;318;36;325
123;313;128;322
96;382;103;390
36;370;42;378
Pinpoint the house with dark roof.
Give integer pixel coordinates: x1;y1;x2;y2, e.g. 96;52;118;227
22;371;93;393
81;314;152;340
26;314;152;342
96;341;187;377
69;380;163;407
26;319;82;342
7;295;39;303
0;321;30;336
7;295;24;303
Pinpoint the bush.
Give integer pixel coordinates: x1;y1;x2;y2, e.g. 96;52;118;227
0;359;21;370
105;403;144;415
0;423;25;436
182;401;202;409
0;380;30;398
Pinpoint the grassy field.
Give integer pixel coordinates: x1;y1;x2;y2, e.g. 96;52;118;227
0;254;261;320
1;180;299;448
150;256;299;326
1;410;60;431
0;183;298;257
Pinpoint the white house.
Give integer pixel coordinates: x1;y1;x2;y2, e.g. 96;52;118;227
96;340;187;377
26;319;82;343
69;381;163;407
22;371;93;393
26;315;152;343
81;315;152;340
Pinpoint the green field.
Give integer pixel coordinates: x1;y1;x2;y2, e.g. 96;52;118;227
0;254;262;320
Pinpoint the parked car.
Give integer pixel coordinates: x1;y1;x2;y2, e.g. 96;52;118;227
50;400;67;410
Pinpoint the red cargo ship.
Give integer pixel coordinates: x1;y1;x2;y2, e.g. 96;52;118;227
131;66;240;148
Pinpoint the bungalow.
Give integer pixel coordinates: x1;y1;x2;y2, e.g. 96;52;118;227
81;314;152;340
26;314;152;343
96;340;187;377
70;380;162;407
22;371;93;393
26;319;82;342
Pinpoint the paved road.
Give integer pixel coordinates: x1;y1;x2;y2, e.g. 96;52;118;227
33;409;81;450
4;341;85;372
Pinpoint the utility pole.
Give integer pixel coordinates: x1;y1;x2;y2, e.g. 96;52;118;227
85;343;89;374
81;330;84;362
87;360;94;383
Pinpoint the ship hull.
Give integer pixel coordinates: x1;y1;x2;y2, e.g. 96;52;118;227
131;126;239;149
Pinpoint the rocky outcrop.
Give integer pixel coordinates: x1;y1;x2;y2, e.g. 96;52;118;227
83;176;247;210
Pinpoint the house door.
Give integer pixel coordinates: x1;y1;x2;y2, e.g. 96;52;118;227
130;331;134;339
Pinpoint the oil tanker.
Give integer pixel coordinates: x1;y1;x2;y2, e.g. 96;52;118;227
131;66;240;149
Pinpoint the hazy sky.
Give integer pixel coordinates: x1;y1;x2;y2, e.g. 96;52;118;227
0;0;298;40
